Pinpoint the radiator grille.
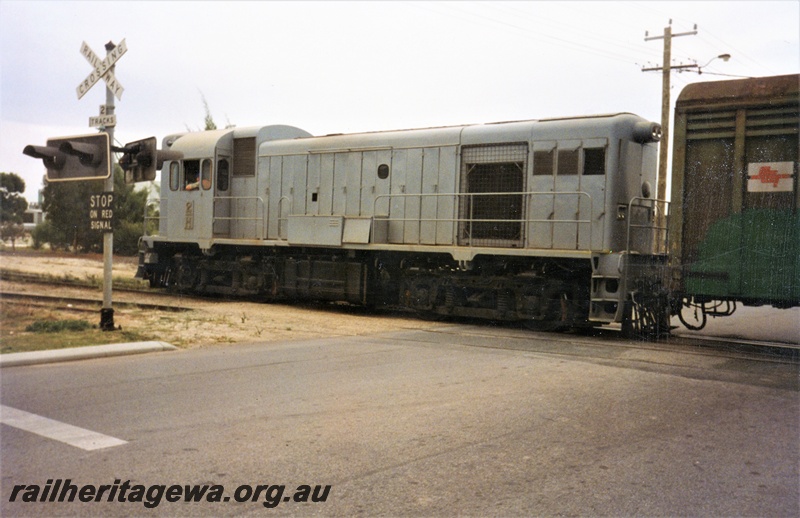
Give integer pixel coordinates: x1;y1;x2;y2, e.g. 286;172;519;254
459;143;527;247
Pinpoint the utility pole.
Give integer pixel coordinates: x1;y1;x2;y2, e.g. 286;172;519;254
642;20;698;206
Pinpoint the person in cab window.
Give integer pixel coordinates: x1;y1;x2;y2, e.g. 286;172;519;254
184;160;211;190
185;168;200;190
185;177;211;190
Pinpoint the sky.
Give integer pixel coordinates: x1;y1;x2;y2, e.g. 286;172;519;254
1;1;798;200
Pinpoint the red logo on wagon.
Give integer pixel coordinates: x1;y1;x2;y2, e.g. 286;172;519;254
747;162;795;192
751;165;792;187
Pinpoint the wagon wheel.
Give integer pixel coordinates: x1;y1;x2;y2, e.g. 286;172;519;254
678;297;707;331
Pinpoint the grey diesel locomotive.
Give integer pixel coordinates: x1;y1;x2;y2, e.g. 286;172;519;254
136;113;667;334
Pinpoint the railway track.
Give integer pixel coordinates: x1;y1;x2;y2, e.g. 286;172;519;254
0;269;151;294
0;269;196;317
685;333;800;353
0;291;191;313
658;333;799;362
3;269;796;360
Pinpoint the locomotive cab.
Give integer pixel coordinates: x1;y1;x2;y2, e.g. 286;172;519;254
154;125;313;249
161;129;228;247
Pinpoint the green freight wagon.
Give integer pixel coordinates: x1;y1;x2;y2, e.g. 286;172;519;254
669;74;799;329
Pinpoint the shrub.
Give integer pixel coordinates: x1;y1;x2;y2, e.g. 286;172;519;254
25;319;92;333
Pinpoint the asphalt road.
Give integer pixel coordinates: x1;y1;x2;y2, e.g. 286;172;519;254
1;324;798;516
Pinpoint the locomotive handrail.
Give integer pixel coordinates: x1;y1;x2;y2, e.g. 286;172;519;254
372;191;593;249
625;197;670;255
143;199;162;237
212;196;265;239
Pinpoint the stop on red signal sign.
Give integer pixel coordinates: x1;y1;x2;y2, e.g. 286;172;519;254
89;192;114;232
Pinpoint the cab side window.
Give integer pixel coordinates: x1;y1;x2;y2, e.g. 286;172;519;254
169;162;180;191
201;159;212;190
182;159;213;191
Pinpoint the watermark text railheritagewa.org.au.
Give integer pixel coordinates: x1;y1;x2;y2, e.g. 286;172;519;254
8;479;331;509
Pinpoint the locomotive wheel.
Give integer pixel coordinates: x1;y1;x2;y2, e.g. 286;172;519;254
403;275;445;320
524;317;565;332
524;284;568;332
678;297;707;331
415;309;447;321
147;273;163;289
174;259;199;292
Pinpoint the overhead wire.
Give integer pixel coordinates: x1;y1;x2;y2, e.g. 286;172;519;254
696;33;777;76
405;1;795;91
487;1;658;61
407;1;657;67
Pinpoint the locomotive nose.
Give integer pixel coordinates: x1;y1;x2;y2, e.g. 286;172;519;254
633;122;662;143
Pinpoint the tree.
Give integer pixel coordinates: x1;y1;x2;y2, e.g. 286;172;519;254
202;93;217;131
110;165;150;255
38;165;149;255
40;173;100;252
0;172;28;250
184;93;234;132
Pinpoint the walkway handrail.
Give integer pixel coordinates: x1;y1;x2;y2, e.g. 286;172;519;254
212;196;265;239
372;191;594;248
143;199;162;237
625;197;670;255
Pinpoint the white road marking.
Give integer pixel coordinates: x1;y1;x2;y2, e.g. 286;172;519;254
0;405;127;451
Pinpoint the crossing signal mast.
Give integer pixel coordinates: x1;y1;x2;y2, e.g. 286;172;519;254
23;40;127;331
25;40;175;330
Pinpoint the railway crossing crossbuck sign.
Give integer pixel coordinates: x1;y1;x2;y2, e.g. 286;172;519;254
76;39;127;101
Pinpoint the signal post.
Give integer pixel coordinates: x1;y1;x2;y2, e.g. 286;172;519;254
98;41;119;331
23;39;126;331
24;38;179;330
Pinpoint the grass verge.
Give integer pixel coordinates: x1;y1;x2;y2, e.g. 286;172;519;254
0;301;155;354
